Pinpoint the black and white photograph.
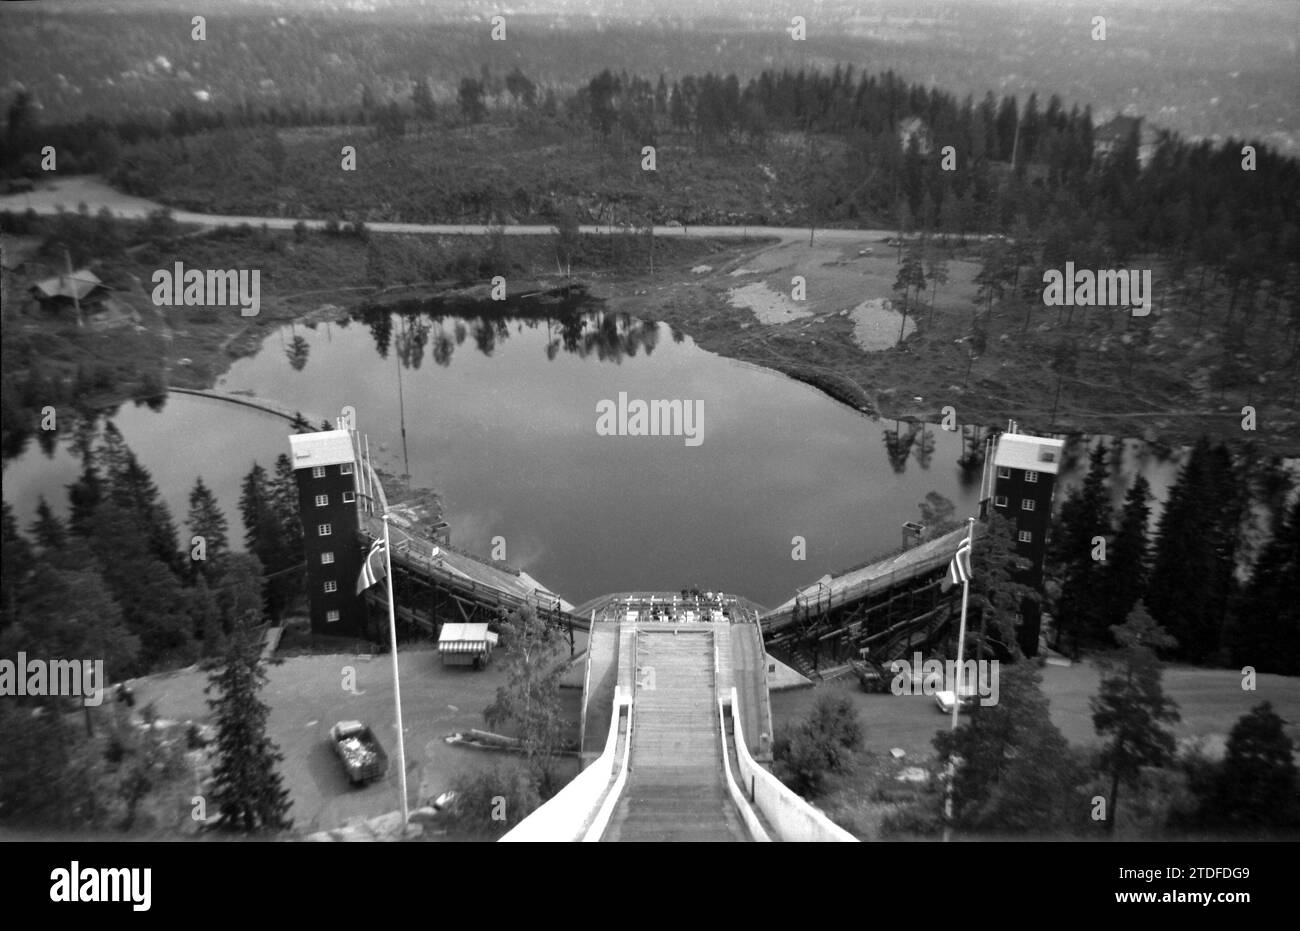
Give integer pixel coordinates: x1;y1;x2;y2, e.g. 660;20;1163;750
0;0;1296;902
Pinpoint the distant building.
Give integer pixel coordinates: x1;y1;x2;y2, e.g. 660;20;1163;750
1093;115;1159;169
896;116;933;155
983;426;1066;656
288;430;365;636
29;268;112;316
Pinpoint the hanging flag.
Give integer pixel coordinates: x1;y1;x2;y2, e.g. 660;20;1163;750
357;538;387;594
949;538;973;586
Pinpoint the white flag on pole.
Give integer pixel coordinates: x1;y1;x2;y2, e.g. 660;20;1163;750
357;538;387;594
949;539;973;586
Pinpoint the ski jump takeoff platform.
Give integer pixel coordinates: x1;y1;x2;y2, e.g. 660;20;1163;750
501;609;856;843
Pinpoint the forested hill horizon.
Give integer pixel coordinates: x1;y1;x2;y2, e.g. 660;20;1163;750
6;60;1296;267
1;0;1295;150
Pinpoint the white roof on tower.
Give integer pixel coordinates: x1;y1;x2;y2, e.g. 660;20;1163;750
288;430;356;470
993;433;1065;475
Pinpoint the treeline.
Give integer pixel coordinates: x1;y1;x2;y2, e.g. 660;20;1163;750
1;423;265;677
7;62;1294;352
360;304;665;373
7;61;1297;262
0;416;331;679
1049;437;1299;673
778;609;1300;839
570;66;1297;271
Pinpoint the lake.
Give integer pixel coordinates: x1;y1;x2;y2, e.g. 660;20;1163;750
2;298;1188;609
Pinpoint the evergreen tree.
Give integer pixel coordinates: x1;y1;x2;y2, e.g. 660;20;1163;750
1202;702;1300;835
107;448;180;573
239;463;294;620
1051;442;1112;654
934;662;1081;834
0;698;104;830
190;576;225;658
271;454;304;566
204;618;293;833
96;421;132;483
969;511;1037;659
66;453;105;538
212;553;266;636
0;502;34;631
412;78;436;122
1097;474;1152;640
0;561;141;681
1091;604;1181;834
892;243;926;342
187;476;229;576
1226;496;1300;674
29;496;67;551
457;77;486;124
88;501;192;670
924;246;949;324
1147;439;1238;663
972;240;1012;325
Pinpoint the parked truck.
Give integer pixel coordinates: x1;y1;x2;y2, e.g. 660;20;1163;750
849;657;893;694
329;720;389;785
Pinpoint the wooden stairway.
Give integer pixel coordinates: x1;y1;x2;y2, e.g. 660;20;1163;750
601;630;749;842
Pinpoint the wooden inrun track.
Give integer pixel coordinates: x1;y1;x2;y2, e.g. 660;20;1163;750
600;626;757;842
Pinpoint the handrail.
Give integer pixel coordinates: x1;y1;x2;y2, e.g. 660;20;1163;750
717;686;771;842
581;624;638;841
577;615;596;756
752;612;775;759
729;686;858;843
363;519;589;630
582;698;633;841
762;524;977;630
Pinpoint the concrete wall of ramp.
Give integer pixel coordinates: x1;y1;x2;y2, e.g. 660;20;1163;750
499;687;631;842
727;687;858;843
714;629;770;842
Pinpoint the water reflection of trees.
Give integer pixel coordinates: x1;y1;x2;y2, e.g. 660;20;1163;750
359;306;664;370
882;421;918;474
877;420;991;481
286;335;310;371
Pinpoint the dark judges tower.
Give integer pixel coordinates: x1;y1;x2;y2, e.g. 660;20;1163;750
288;429;364;635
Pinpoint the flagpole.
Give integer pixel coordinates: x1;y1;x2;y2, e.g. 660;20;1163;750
944;516;976;842
382;513;410;830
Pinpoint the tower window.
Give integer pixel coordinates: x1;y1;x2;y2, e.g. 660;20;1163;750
1025;470;1039;483
994;495;1008;508
323;580;337;593
315;494;329;507
340;462;354;475
1018;530;1032;543
312;466;327;479
318;523;332;536
326;610;340;624
321;552;335;565
997;466;1011;479
343;491;356;503
1021;499;1036;511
